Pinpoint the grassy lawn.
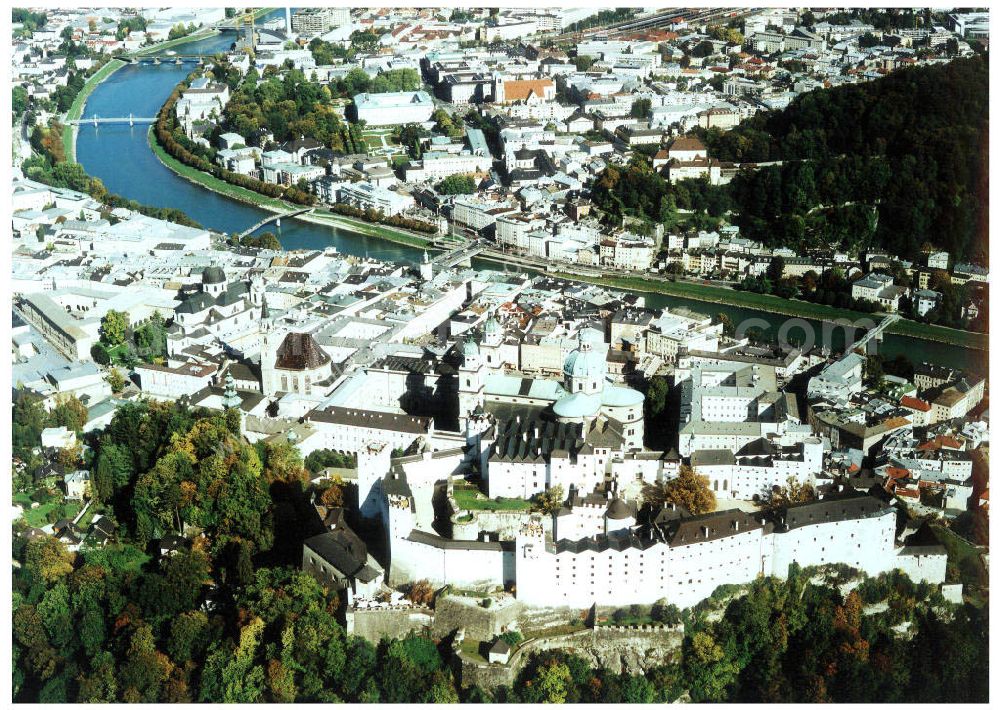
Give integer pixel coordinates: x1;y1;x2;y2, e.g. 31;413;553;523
107;343;133;366
20;499;81;529
596;613;656;626
452;483;531;512
550;270;989;351
80;543;152;572
63;58;127;160
521;622;585;641
76;503;102;529
459;638;487;662
885;317;988;351
309;210;436;249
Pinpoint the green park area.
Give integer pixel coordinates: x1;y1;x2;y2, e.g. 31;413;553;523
452;482;531;512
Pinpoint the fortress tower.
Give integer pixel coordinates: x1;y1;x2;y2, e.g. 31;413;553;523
357;441;392;519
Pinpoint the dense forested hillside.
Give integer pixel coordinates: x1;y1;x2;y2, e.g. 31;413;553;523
698;56;988;263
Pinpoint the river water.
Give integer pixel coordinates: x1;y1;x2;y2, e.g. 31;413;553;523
73;18;987;373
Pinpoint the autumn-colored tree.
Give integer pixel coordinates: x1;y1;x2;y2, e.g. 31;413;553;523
533;659;573;703
56;441;83;469
534;484;565;514
317;477;345;507
644;465;716;515
684;631;740;701
262;440;307;485
24;536;75;584
405;579;434;606
50;394;88;433
757;476;816;511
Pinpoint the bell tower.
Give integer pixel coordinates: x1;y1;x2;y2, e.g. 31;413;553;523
458;336;484;432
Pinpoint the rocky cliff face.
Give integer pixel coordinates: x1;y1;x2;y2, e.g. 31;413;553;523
562;627;684;675
457;626;684;688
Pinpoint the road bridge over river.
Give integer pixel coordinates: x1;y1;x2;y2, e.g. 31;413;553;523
239;208;314;238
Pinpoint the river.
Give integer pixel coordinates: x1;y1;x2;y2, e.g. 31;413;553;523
73;18;987;374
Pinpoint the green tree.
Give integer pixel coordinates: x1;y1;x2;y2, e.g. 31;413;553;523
133;312;167;361
13;85;29;117
436;174;477;195
534;660;572;703
630;98;652;119
105;367;127;394
685;631;740;701
50;394;88;432
13;387;49;456
766;255;786;282
100;310;128;347
691;40;716;58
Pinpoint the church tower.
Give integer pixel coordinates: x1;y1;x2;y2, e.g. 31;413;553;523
249;274;264;308
419;250;433;281
258;295;277;395
563;331;606;395
481;316;503;370
458;336;485;432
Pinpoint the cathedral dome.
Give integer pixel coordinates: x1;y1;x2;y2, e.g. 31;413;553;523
601;385;644;408
202;266;226;284
462;337;480;360
552;392;602;419
563;342;606;380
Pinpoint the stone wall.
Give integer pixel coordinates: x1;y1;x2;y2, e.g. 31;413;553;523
455;625;685;689
346;606;434;644
432;595;521;639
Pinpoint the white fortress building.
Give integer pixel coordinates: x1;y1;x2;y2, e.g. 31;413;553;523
515;491;946;609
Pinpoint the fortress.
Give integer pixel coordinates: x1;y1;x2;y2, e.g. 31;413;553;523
308;317;948;610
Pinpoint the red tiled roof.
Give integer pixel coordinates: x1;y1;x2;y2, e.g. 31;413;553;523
501;79;554;103
900;395;931;412
919;435;964;451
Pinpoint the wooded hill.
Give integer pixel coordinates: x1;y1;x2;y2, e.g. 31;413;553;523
698;56;988;264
